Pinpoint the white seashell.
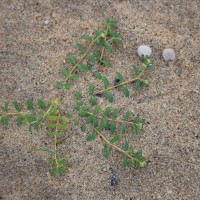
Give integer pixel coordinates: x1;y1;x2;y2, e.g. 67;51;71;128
137;45;152;57
163;48;175;61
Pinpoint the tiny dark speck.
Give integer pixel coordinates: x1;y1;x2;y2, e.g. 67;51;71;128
114;77;120;85
95;93;102;97
111;174;118;186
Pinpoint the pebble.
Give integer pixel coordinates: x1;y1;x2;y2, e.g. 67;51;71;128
163;48;175;61
137;45;152;57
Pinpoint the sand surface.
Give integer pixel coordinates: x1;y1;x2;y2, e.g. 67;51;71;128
0;0;200;199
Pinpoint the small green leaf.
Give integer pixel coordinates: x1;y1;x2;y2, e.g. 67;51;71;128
76;43;86;53
123;85;130;97
47;115;60;120
86;131;97;141
68;73;79;79
116;71;123;83
79;110;89;117
47;132;65;137
82;105;90;111
102;76;109;89
124;141;129;151
73;117;79;125
46;123;68;130
98;121;107;131
67;55;77;65
17;115;23;126
122;155;128;167
63;82;73;89
101;60;111;67
93;105;101;115
124;111;131;120
50;166;58;176
102;107;111;118
135;79;143;91
134;113;140;121
112;108;118;119
77;64;89;72
4;101;9;112
82;35;92;41
132;64;139;76
94;50;101;60
93;72;102;79
13;100;21;112
56;82;63;89
66;111;72;117
110;122;116;134
107;91;114;102
86;115;94;124
81;124;87;131
87;54;96;62
27;99;34;110
90;95;97;106
75;100;83;111
121;123;127;134
37;99;46;109
60;66;68;77
105;42;113;53
93;117;98;127
3;116;9;127
110;134;121;143
133;123;143;135
75;91;82;100
89;84;95;95
103;145;111;158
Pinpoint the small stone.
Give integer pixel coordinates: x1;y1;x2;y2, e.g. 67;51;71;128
163;48;175;61
137;45;152;57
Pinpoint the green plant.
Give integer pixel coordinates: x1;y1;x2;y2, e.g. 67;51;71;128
0;18;154;175
57;18;122;89
0;98;69;175
92;56;153;102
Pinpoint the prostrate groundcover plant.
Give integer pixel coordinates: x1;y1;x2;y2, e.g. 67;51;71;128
0;18;154;175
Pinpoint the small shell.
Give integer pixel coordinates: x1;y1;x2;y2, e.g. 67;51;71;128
163;48;175;61
137;45;152;57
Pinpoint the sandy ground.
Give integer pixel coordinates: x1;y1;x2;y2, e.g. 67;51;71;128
0;0;200;199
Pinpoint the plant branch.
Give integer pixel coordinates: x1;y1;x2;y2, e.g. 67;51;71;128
94;128;141;163
65;37;97;82
85;111;134;125
94;69;146;95
54;113;60;167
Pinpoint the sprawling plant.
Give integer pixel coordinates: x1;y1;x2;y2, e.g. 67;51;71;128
0;18;154;175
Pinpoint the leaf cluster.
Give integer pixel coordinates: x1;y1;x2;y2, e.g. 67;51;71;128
73;93;146;168
0;98;68;176
0;18;154;175
91;56;153;102
57;18;122;89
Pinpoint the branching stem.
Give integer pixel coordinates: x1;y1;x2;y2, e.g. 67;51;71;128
66;38;97;82
94;128;140;163
94;68;146;95
85;111;134;125
54;113;60;168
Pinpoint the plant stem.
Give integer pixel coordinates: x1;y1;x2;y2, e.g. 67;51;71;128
1;111;29;116
66;38;97;82
65;21;115;82
100;24;109;60
85;111;134;125
94;128;140;163
54;113;60;167
94;69;146;95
